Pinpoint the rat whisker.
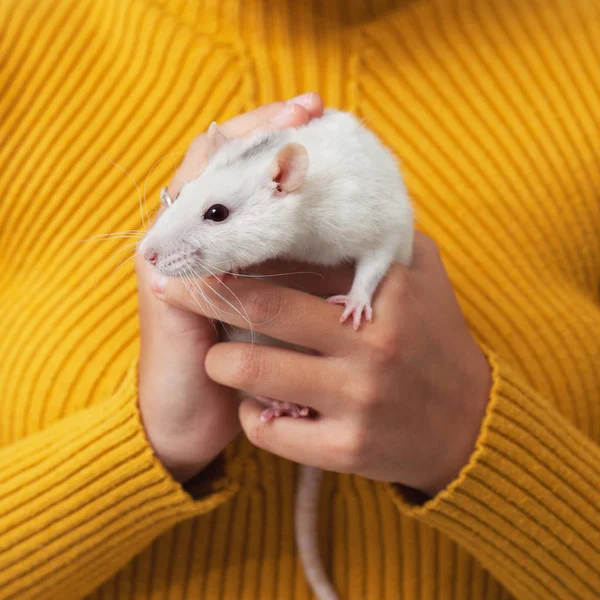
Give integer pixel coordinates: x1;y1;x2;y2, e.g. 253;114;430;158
180;269;220;338
82;229;145;236
112;251;137;274
80;236;144;245
196;257;325;281
79;230;145;243
108;241;141;257
229;270;325;280
181;267;222;339
187;263;255;343
181;264;222;326
88;242;139;284
113;242;142;260
101;152;145;229
81;235;144;241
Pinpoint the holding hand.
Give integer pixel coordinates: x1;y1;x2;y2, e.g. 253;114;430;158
137;93;325;483
151;232;492;496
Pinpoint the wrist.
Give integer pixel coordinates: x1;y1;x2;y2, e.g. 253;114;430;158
141;418;211;483
157;452;209;484
421;347;492;496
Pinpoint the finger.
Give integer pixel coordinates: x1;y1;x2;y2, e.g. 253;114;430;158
151;275;357;355
257;103;311;134
205;342;345;415
242;260;354;296
239;398;349;471
167;94;324;199
137;205;217;342
137;253;218;342
220;92;324;138
169;105;309;199
286;91;324;117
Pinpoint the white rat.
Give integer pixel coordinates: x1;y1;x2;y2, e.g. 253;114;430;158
141;109;414;600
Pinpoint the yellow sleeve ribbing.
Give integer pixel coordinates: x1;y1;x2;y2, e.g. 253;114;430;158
0;364;242;600
388;350;600;600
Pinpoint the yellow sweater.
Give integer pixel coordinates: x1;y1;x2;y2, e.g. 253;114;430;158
1;0;599;598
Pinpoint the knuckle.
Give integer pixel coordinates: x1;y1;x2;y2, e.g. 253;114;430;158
234;346;266;387
365;327;400;364
243;287;283;325
262;101;286;118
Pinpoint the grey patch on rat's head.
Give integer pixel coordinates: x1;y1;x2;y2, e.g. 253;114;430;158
231;132;280;163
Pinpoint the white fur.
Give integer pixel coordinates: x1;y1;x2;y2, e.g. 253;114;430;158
141;109;413;275
141;109;414;600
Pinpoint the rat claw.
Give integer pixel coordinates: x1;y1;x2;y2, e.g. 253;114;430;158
256;396;311;420
260;408;276;421
327;294;373;330
327;295;351;323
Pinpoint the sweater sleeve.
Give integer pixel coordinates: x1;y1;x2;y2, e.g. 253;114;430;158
0;362;244;600
387;349;600;600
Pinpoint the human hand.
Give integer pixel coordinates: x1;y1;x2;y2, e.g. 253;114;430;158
150;232;491;495
166;92;324;200
137;93;325;483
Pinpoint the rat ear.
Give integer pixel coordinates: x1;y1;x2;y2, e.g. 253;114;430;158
269;143;309;194
207;121;229;160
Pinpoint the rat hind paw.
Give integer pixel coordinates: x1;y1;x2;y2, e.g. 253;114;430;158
256;397;311;421
327;294;373;330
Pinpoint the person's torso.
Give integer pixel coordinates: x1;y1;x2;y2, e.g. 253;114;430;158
1;0;599;598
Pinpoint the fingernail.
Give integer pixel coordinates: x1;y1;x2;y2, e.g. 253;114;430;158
270;103;297;124
287;92;315;109
151;273;167;295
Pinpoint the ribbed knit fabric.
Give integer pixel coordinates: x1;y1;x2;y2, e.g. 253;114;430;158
0;0;599;599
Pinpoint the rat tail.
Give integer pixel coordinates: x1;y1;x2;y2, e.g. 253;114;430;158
295;465;340;600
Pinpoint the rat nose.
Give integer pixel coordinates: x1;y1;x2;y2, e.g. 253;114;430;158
144;248;158;265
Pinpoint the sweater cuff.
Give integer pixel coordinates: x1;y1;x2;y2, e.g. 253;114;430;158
0;362;245;599
123;361;244;512
386;349;600;599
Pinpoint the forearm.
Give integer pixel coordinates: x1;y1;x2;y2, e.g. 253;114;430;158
388;350;600;600
0;364;240;600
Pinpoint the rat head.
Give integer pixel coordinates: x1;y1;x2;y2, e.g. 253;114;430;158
140;123;309;277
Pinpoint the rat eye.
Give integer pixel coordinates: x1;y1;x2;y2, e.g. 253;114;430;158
204;204;229;222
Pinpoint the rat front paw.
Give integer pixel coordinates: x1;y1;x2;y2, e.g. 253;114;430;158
327;294;373;330
256;397;311;421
